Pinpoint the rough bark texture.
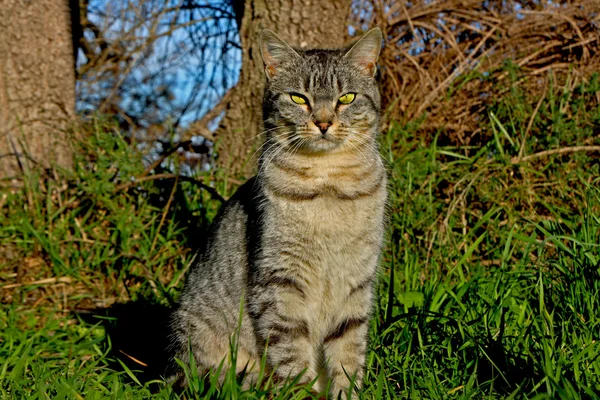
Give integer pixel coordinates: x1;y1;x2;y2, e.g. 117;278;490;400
0;0;77;179
214;0;352;176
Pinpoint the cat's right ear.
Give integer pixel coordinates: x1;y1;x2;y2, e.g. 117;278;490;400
343;27;383;77
260;30;299;79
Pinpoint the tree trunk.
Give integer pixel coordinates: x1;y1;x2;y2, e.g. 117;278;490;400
214;0;352;177
0;0;77;180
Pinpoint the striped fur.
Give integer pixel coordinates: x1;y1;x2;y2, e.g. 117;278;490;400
170;28;387;398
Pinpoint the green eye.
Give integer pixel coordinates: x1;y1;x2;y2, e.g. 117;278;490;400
291;94;307;104
339;93;356;104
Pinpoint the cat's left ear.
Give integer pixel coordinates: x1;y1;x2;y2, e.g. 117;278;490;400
343;27;383;77
261;30;300;79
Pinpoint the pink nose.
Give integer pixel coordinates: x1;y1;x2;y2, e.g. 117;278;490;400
317;122;331;133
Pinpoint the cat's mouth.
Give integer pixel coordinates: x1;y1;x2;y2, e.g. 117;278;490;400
288;124;347;153
298;131;345;152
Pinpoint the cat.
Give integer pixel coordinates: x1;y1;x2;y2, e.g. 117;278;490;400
169;27;387;399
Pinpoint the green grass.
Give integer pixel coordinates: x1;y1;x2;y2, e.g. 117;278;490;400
1;72;600;398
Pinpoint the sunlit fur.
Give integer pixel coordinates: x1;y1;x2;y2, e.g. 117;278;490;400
170;28;386;399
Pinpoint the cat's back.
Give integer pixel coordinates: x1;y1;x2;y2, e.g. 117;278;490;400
172;179;260;355
180;178;260;293
168;179;265;385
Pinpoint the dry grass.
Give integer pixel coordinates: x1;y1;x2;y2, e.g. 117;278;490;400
351;0;600;145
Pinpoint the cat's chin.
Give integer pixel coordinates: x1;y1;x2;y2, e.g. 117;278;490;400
303;137;344;153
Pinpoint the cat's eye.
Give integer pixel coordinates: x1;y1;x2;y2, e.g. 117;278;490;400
290;94;307;105
338;93;356;104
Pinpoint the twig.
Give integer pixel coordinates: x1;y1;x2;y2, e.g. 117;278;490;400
414;24;499;117
119;350;149;367
180;88;233;142
132;176;181;299
114;173;225;203
167;253;198;291
150;176;178;255
140;140;192;179
518;85;547;160
2;276;72;289
511;146;600;164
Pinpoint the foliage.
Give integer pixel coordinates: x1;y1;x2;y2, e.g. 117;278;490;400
1;72;600;398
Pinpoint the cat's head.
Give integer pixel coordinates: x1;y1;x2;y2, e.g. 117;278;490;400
260;28;382;154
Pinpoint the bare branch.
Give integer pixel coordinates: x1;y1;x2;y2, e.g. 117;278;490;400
512;146;600;164
114;173;225;203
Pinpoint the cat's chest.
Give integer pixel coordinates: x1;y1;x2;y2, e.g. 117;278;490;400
259;156;386;301
262;190;386;279
266;194;381;240
261;193;385;328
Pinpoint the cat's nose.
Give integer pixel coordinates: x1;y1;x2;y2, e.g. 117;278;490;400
316;121;331;134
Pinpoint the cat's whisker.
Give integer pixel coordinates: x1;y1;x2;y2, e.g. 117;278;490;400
261;148;282;176
257;145;284;175
288;137;307;158
345;138;372;165
335;128;373;149
246;131;295;168
244;126;296;144
258;136;290;177
350;134;393;166
249;129;297;158
336;126;394;162
335;128;388;161
344;132;374;148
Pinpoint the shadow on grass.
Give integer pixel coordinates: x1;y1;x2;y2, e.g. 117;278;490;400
77;300;175;384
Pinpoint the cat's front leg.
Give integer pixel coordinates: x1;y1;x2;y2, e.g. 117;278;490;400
323;316;369;399
323;280;373;399
249;278;319;387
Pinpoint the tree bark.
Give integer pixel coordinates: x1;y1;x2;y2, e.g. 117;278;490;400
214;0;352;177
0;0;77;180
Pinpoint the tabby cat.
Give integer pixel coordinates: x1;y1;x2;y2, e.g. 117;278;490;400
170;27;387;398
